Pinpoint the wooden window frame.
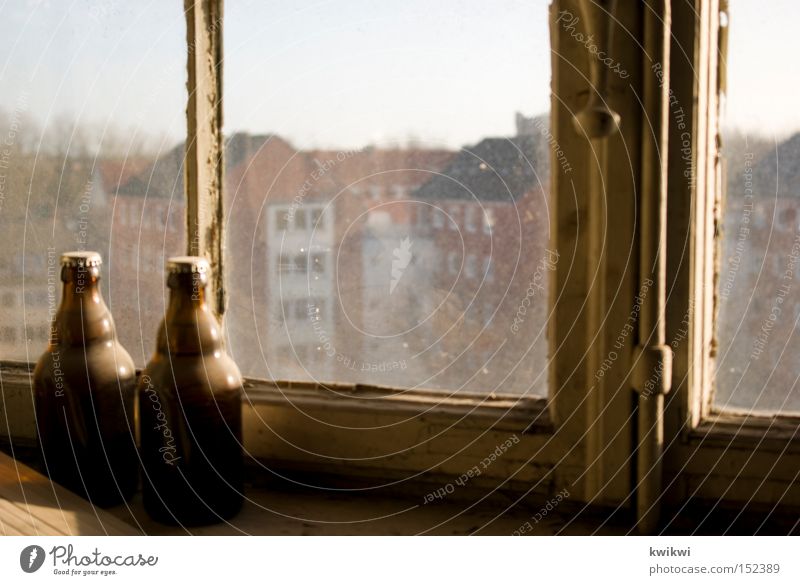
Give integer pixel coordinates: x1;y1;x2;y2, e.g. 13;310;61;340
662;0;800;511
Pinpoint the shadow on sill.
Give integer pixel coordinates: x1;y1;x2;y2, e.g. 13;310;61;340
2;442;796;536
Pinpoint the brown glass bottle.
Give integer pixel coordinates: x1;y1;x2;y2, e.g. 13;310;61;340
33;251;138;507
138;256;243;525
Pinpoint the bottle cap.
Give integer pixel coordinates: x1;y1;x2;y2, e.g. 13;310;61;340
61;251;102;268
166;256;211;275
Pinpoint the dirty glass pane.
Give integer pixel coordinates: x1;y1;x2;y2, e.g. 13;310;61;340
716;1;800;413
223;1;553;396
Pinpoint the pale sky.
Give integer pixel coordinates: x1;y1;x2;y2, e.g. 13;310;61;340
0;1;795;151
723;0;800;138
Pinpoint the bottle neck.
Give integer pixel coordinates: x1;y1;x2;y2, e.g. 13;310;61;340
167;276;207;311
54;265;115;346
157;274;223;355
62;269;101;304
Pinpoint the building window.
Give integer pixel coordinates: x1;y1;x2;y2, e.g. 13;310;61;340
433;209;444;229
294;209;307;231
307;300;321;322
447;251;459;275
278;254;293;273
294;299;308;321
465;254;477;279
311;252;325;274
309;298;324;319
275;210;290;231
464;205;476;232
448;204;460;230
294;252;308;273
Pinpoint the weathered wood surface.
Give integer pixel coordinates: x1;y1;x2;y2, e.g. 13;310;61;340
0;450;137;536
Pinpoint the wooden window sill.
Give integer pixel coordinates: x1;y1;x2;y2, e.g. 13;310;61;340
0;446;589;536
3;447;796;535
0;451;134;536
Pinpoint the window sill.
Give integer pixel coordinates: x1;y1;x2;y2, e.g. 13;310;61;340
243;378;551;435
689;410;800;454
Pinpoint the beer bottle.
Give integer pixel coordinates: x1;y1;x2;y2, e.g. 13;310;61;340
138;256;243;525
33;251;138;507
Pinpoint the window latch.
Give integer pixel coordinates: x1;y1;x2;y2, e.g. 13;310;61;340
631;344;673;397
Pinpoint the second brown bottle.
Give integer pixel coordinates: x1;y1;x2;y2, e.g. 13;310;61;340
138;256;244;525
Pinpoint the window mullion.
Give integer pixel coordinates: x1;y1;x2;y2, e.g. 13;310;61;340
184;0;225;319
